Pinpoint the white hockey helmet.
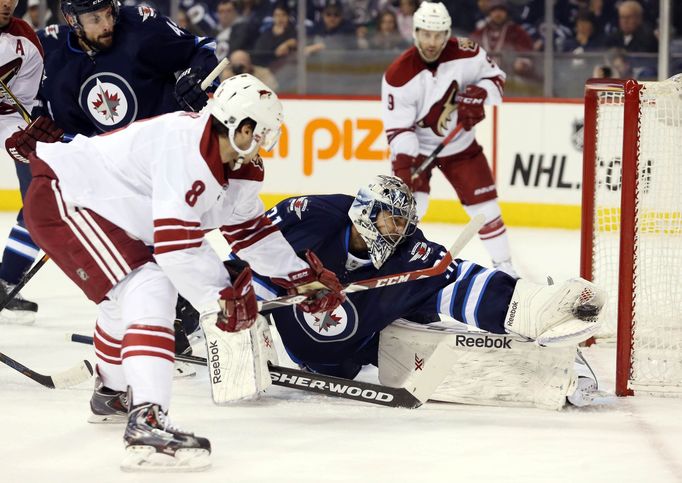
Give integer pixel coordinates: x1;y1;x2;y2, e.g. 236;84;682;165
348;175;418;269
413;1;451;37
210;74;283;156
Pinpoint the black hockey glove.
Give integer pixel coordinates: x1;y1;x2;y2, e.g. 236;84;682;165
174;67;209;112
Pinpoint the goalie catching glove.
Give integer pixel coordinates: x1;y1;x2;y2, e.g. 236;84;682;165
455;85;487;131
503;277;606;347
5;116;63;163
272;250;345;314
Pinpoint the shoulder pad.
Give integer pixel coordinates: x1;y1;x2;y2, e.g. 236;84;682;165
283;196;311;219
135;5;158;22
228;156;265;182
439;37;480;62
40;24;63;41
384;47;426;88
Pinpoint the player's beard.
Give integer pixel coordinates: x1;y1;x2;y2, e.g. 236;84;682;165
84;32;114;52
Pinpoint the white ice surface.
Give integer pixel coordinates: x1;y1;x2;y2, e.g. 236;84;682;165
0;213;680;482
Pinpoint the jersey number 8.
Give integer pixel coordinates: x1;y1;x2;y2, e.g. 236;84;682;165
185;180;206;207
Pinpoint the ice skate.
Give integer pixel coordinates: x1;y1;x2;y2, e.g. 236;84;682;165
567;350;615;407
121;403;211;472
88;376;128;423
0;278;38;325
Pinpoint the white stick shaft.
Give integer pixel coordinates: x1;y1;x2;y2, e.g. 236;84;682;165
201;58;229;91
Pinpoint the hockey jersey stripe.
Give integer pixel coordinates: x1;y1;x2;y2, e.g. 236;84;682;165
122;325;175;362
229;224;279;252
153;227;205;243
220;215;266;234
78;208;132;273
121;349;175;363
50;181;122;286
386;127;415;144
153;240;204;255
462;268;495;327
153;218;201;228
95;351;122;365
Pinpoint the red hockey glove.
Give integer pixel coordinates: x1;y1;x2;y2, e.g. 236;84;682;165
216;263;258;332
392;153;430;192
455;85;487;131
5;116;63;163
272;251;345;314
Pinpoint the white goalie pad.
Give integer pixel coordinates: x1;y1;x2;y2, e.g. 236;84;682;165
200;315;278;404
379;320;578;410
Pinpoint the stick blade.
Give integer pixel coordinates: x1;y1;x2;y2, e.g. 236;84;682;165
50;360;93;389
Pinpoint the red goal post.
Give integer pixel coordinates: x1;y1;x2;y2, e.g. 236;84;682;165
580;77;682;397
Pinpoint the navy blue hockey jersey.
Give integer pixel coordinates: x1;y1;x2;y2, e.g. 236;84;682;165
240;194;517;378
38;6;218;136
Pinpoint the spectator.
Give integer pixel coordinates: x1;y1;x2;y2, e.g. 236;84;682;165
393;0;418;43
220;49;279;90
605;0;657;52
23;0;53;30
471;0;535;81
592;64;613;78
229;0;269;52
570;11;606;52
215;0;240;59
252;1;297;67
369;9;408;50
305;2;356;56
606;48;656;79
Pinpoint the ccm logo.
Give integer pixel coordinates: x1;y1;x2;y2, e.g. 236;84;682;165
374;274;410;287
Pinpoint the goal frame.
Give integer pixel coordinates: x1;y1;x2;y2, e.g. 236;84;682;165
580;78;642;397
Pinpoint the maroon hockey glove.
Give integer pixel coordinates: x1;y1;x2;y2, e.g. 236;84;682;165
392;153;430;192
272;250;345;314
455;85;487;131
5;116;63;163
217;263;258;332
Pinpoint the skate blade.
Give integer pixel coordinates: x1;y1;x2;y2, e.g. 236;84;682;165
0;309;36;325
121;446;211;472
87;413;127;424
174;361;197;379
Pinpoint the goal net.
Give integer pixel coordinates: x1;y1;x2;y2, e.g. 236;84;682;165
580;77;682;396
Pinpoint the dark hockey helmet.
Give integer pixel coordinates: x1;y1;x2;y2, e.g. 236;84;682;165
61;0;120;35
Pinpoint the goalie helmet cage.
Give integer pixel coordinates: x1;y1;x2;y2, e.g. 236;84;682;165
580;77;682;397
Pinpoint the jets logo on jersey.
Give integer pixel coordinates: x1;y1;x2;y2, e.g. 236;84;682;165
294;300;359;342
44;24;60;40
417;80;458;137
287;197;309;219
137;5;157;21
79;73;138;131
409;242;431;262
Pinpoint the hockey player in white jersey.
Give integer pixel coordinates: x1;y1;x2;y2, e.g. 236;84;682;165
22;74;345;472
381;2;517;277
0;0;45;324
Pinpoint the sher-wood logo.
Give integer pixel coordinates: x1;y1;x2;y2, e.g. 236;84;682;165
269;371;395;402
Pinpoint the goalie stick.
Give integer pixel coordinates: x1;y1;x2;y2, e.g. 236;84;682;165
0;350;93;389
70;333;422;409
411;123;463;180
259;213;486;311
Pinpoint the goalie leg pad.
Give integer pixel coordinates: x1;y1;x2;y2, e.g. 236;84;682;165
504;278;606;347
201;314;276;404
379;320;578;410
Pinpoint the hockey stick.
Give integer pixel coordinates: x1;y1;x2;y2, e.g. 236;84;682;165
0;350;93;389
411;123;463;180
201;58;229;91
258;213;486;311
70;333;421;408
0;77;31;124
0;253;50;313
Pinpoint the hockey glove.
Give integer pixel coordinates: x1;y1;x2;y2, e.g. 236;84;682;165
5;116;63;163
174;67;210;112
392;153;430;192
455;85;487;131
272;250;345;314
216;261;258;332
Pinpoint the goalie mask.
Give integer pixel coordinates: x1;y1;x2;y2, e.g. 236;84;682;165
210;74;283;157
62;0;120;37
349;175;418;269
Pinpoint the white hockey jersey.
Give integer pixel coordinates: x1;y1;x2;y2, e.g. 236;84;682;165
0;17;43;157
35;111;309;313
381;38;506;159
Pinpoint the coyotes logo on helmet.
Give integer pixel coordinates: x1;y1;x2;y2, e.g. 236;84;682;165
417;80;458;137
258;89;272;99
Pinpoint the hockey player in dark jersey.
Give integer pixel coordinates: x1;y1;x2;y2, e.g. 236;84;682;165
3;0;219;331
230;176;607;406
